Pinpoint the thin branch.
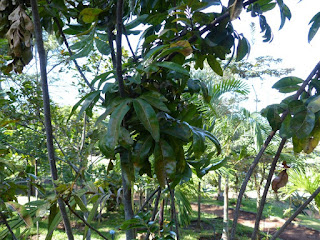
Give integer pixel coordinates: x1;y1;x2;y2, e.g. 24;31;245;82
145;187;162;240
116;0;125;98
271;186;320;240
230;61;320;239
64;201;109;240
0;210;18;240
123;25;136;60
251;138;287;240
138;187;161;212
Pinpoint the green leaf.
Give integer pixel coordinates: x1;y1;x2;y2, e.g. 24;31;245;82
74;195;88;213
79;8;103;23
83;197;100;239
292;136;307;153
125;14;149;30
279;114;293;139
139;91;170;113
68;91;99;121
290;109;315;139
132;135;153;166
206;55;223;76
236;36;250;62
78;91;101;119
46;203;61;240
102;99;131;157
308;12;320;42
266;106;282;131
70;40;94;59
288;100;306;115
144;45;168;60
272;76;303;93
308;95;320;113
155;62;189;75
95;37;110;55
133;99;160;142
154;139;176;187
198;158;227;178
119;127;134;149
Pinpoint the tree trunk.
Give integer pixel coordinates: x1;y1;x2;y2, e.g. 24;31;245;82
120;150;135;240
30;1;74;239
217;175;224;201
222;176;229;240
197;181;201;229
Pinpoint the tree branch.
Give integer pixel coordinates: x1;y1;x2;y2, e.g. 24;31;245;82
138;187;161;212
167;181;179;240
251;138;287;240
30;1;74;239
64;200;109;240
123;25;136;60
230;61;320;239
145;187;162;240
0;210;18;240
271;186;320;240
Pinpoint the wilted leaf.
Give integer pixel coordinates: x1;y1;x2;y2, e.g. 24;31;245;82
170;40;193;56
272;170;288;193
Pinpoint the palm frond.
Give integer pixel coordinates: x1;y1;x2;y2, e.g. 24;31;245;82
209;78;250;102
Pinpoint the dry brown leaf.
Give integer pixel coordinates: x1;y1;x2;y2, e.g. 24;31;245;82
272;169;288;193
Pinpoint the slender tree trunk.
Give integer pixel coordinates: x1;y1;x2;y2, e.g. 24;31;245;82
30;1;74;239
168;183;179;240
120;151;135;239
217;175;223;201
197;181;201;229
222;176;229;240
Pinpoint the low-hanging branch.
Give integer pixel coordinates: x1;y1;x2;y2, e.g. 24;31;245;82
251;138;287;239
230;60;320;239
64;200;109;240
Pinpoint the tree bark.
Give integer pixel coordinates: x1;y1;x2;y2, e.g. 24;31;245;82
222;176;229;240
197;181;201;229
30;1;74;239
120;151;135;240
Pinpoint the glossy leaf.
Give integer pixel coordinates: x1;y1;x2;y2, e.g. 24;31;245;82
266;106;282;131
290;109;315;139
132;135;153;167
288;100;306;115
308;95;320;113
79;8;102;23
206;55;223;76
101;99;131;157
154;139;176;187
139;91;170;113
155;62;189;75
308;12;320;42
279;114;293;139
74;195;88;213
236;36;250;61
133;98;160;142
272;76;303;93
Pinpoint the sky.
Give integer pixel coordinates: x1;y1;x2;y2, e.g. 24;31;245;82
49;1;320;112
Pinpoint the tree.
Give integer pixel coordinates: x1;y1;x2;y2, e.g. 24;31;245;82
2;0;320;240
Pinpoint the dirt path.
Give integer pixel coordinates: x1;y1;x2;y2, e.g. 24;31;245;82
191;203;320;240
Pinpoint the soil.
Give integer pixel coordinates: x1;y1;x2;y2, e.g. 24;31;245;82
191;203;320;240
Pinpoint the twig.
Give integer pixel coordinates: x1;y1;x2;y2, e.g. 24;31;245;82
138;187;161;212
145;187;162;240
167;181;179;240
107;28;117;69
271;186;320;240
123;25;136;60
251;138;286;240
230;61;320;239
0;210;18;240
64;201;109;240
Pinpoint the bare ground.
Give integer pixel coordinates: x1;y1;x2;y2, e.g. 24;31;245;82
191;203;320;240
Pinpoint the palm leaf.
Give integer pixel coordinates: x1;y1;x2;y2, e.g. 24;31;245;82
209;78;250;101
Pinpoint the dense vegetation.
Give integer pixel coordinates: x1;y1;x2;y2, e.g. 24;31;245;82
1;0;320;240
